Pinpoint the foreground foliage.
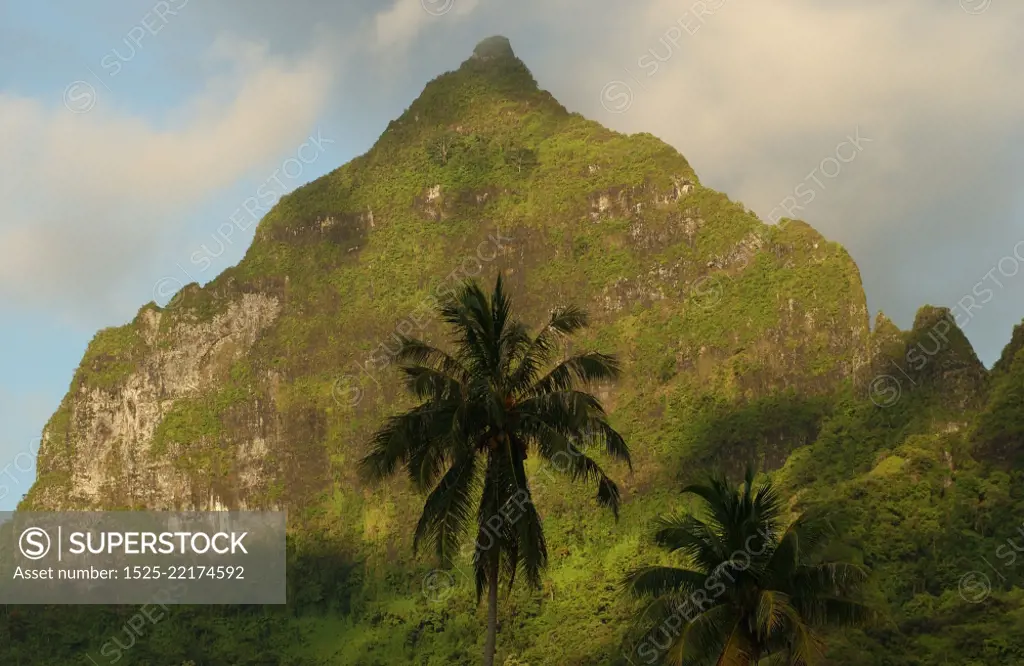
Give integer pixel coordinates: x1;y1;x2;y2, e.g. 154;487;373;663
624;469;869;665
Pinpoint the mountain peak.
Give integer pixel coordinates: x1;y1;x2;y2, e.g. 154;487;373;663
458;34;534;87
370;34;550;139
471;35;516;61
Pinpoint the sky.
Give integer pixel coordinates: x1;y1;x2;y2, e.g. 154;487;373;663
1;0;1022;509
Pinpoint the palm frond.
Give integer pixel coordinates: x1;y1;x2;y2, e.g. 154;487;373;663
778;602;826;665
498;320;532;380
438;280;498;374
767;513;838;581
588;418;633;470
650;513;728;573
527;422;622;518
755;590;794;642
792;595;873;631
490;273;514;351
680;476;734;532
512;495;548;589
413;450;480;565
544;304;589;336
628;601;736;666
400;365;464;403
507;435;547;589
523;352;621;397
516;390;602;434
715;620;755;666
750;478;784;530
406;432;457;492
473;455;513;601
392;336;470;383
516;390;630;469
597;475;622;519
359;403;459;486
508;305;591;390
622;566;708;599
789;562;868;601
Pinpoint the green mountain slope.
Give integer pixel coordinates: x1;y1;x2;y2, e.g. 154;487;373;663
7;37;1023;666
24;36;869;512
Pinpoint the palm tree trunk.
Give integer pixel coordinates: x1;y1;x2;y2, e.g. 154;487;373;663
482;553;499;666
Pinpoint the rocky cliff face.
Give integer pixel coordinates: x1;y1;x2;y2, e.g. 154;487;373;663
26;294;283;510
24;37;872;521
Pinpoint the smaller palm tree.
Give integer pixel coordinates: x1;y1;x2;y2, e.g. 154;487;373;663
623;468;870;665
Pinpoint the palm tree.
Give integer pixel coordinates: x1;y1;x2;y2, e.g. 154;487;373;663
623;469;869;665
360;275;632;666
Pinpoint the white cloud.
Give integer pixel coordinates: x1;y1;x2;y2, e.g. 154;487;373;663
587;1;1024;216
0;34;335;321
374;0;480;51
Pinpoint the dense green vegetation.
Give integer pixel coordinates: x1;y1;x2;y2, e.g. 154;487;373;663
624;469;869;664
4;36;1023;665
